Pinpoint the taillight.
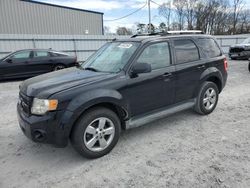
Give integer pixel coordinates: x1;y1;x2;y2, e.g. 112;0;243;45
224;58;228;71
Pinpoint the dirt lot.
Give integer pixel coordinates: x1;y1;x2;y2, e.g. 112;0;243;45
0;60;250;188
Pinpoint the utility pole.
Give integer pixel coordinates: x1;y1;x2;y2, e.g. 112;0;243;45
148;0;151;33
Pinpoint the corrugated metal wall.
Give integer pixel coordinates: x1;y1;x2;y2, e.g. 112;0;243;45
0;34;249;61
0;34;129;60
0;0;103;35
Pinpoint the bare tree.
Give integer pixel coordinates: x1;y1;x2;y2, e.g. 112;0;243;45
184;0;197;30
116;27;132;35
173;0;186;30
232;0;244;34
158;1;172;30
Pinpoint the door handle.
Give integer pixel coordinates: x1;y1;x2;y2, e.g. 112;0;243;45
197;65;205;69
162;72;172;77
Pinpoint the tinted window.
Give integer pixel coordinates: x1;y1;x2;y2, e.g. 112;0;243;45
11;51;30;59
174;39;199;64
137;42;171;70
34;51;49;58
197;38;221;58
51;52;68;57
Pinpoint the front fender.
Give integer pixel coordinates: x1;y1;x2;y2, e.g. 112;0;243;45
57;89;127;138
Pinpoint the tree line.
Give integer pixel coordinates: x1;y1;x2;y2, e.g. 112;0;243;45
114;0;250;35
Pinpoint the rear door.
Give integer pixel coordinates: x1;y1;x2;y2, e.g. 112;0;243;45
30;50;53;73
172;38;206;103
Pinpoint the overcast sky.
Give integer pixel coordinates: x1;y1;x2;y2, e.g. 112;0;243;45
36;0;166;33
37;0;250;33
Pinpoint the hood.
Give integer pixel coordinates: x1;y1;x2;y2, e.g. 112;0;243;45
20;67;116;98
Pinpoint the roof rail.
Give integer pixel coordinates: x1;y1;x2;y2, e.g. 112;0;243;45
166;30;204;34
131;32;163;38
131;30;204;38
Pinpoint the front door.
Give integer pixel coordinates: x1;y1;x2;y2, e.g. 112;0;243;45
123;41;175;117
1;50;32;78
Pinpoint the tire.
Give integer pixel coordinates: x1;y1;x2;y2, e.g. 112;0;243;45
70;107;121;159
248;62;250;72
53;64;65;71
194;81;219;115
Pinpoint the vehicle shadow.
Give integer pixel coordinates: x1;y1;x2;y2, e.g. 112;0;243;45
16;109;200;164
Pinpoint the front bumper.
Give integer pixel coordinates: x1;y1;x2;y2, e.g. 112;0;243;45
17;103;68;147
229;51;250;59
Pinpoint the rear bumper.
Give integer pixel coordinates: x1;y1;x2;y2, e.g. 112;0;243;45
17;103;68;147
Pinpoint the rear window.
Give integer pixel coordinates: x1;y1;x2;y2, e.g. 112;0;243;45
197;38;221;58
174;39;199;64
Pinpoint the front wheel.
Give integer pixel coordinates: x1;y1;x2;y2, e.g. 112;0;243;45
194;81;219;115
70;107;121;159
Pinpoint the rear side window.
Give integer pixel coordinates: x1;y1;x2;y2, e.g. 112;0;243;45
34;51;50;58
137;42;171;70
174;39;199;64
51;52;68;57
197;38;221;58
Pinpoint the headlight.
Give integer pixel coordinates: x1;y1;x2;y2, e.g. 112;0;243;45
31;98;58;115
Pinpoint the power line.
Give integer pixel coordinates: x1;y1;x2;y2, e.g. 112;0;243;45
104;1;147;22
150;0;162;7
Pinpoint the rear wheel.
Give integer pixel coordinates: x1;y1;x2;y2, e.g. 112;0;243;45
53;64;65;71
194;81;219;115
70;107;121;159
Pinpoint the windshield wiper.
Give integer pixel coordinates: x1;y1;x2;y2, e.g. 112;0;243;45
83;67;100;72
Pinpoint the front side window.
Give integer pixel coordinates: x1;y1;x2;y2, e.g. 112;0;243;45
34;51;49;58
11;51;30;59
137;42;171;70
197;38;221;58
83;42;139;73
174;39;199;64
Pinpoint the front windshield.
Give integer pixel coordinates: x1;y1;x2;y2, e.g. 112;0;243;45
241;38;250;44
82;42;139;73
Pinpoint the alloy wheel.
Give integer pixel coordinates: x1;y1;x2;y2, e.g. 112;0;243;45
203;87;217;110
83;117;115;152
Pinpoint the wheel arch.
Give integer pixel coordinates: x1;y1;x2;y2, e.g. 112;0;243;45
59;89;129;140
193;68;223;98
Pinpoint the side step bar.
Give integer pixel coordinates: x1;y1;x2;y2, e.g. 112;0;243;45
125;100;195;129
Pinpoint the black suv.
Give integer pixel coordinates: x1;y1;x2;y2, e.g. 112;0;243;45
17;32;228;158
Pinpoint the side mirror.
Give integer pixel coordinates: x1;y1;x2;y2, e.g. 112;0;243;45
6;58;12;63
131;63;152;76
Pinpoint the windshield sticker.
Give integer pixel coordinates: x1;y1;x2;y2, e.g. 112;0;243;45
118;43;133;48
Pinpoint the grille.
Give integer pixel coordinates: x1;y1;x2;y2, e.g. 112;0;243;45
229;47;244;53
19;93;32;115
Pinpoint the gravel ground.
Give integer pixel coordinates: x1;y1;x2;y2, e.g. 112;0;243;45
0;60;250;188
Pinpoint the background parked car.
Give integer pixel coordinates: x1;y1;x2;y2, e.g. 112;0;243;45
0;49;78;80
229;38;250;60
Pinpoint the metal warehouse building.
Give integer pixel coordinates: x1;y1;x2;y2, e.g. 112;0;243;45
0;0;104;35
